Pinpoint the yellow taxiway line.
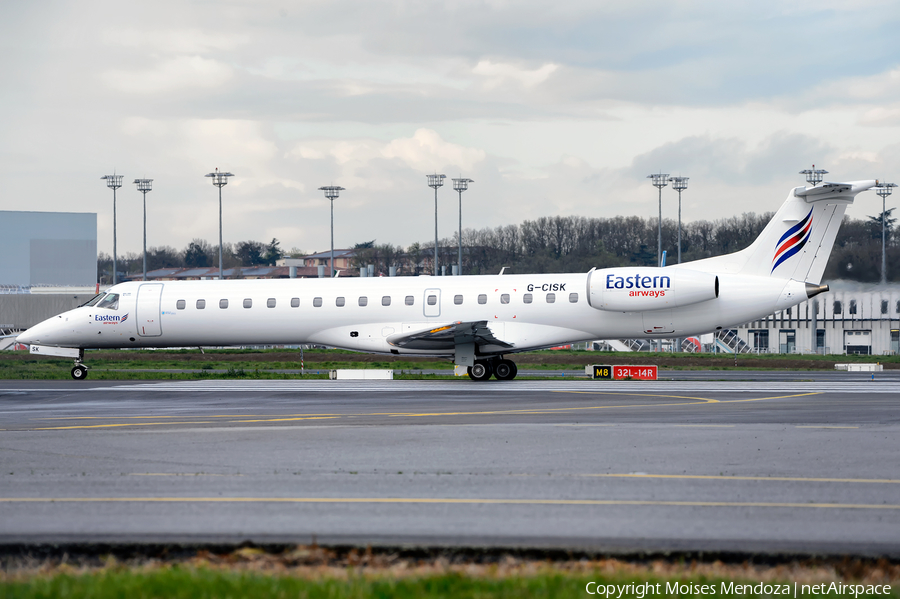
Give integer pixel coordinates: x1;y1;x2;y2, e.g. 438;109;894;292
22;392;822;431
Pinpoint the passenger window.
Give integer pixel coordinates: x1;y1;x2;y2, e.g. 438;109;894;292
478;294;487;304
382;296;391;306
267;298;276;308
176;300;186;310
523;293;533;304
359;296;368;307
546;293;556;303
569;293;578;303
313;297;322;307
405;295;414;306
243;298;252;309
833;301;842;314
196;299;206;310
219;299;229;309
427;295;437;306
849;300;857;315
97;293;119;310
881;300;888;315
336;297;345;307
454;295;463;305
500;294;510;304
291;298;300;308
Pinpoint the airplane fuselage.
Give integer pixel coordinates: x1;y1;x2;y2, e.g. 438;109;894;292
23;270;803;355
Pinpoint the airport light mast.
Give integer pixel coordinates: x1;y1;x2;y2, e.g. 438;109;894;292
101;174;123;285
647;173;669;268
452;177;473;275
875;182;897;284
427;174;446;276
319;185;345;278
670;176;689;264
205;168;234;280
133;178;153;281
800;165;828;187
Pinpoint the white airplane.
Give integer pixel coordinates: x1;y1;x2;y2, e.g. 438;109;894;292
18;180;877;381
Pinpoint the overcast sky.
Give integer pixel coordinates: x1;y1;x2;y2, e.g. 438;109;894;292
1;0;898;257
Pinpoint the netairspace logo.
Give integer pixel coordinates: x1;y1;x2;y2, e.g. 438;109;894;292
584;581;892;598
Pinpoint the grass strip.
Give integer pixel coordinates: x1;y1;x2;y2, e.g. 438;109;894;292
4;566;898;599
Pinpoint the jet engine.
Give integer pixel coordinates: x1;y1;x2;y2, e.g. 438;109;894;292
588;267;718;312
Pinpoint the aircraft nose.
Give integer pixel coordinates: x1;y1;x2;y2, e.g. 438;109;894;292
16;317;60;346
16;326;40;346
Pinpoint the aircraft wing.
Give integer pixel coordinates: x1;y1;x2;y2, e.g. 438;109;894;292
386;321;514;351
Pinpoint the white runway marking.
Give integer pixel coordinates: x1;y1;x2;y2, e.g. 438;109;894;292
77;380;900;393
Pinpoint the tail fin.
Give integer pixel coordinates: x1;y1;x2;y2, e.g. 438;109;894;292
680;180;877;284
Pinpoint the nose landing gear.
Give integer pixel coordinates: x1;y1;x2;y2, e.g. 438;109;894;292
466;357;518;381
71;350;88;380
71;363;89;380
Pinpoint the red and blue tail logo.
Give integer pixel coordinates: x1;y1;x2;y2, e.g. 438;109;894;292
772;209;813;273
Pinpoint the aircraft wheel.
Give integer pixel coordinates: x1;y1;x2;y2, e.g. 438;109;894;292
71;365;88;380
493;359;518;380
467;361;493;381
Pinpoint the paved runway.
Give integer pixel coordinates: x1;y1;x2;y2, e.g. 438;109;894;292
1;378;898;556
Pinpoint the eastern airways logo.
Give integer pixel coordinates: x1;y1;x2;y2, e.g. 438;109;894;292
606;273;671;298
95;313;128;325
772;209;813;273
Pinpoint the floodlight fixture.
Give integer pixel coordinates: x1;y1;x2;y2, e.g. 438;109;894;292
427;174;446;276
670;176;689;264
800;165;828;187
452;178;473;275
647;173;669;269
133;178;154;281
101;174;124;284
875;181;898;284
319;185;345;278
205;168;235;280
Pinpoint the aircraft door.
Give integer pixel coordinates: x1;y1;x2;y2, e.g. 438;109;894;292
136;283;163;337
642;309;675;335
423;288;441;317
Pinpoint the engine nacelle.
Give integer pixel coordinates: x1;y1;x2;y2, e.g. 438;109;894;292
588;267;718;312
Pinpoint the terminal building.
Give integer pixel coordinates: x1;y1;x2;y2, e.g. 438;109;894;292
595;285;900;356
732;286;900;355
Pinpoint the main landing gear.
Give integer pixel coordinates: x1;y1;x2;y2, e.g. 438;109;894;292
467;357;518;381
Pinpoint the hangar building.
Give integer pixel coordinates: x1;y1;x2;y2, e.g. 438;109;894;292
0;210;96;288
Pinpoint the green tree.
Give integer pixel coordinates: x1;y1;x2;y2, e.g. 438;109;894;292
234;241;266;266
867;208;896;241
263;238;282;266
183;239;211;267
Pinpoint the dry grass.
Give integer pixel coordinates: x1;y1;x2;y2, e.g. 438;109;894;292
2;545;899;585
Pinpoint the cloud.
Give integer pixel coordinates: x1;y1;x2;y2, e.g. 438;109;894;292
382;129;486;171
1;0;898;259
471;60;558;89
102;56;234;94
101;28;250;54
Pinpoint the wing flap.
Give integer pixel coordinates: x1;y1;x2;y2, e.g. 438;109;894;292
386;321;514;351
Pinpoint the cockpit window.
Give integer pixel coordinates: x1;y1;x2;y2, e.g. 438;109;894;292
81;293;105;307
96;293;119;310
